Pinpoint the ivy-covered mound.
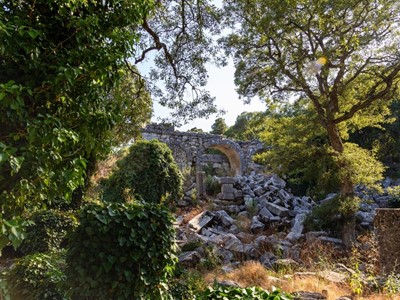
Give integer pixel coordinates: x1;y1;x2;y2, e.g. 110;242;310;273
102;140;183;204
66;201;177;299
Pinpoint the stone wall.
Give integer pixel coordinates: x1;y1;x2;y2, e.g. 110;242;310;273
374;208;400;274
141;123;266;176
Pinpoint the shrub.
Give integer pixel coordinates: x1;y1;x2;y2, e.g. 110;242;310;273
304;196;360;236
387;186;400;208
66;201;177;299
169;270;207;300
18;210;78;256
204;175;221;196
3;251;67;300
102;140;183;205
199;285;292;300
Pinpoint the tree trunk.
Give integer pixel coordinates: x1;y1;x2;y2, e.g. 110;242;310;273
326;121;356;248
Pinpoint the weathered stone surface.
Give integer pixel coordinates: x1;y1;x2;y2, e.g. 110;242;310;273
292;291;327;300
179;251;201;267
221;184;234;194
318;236;343;245
278;189;292;202
251;216;265;233
219;192;235;200
215;210;234;227
188;211;214;233
265;202;290;217
254;186;266;196
286;213;306;242
259;207;274;223
219;177;236;184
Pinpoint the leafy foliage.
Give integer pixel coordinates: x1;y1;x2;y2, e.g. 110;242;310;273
210;117;228;135
66;201;177;299
102;140;183;204
223;0;400;197
256;104;385;198
0;215;32;254
0;0;156;220
137;1;223;124
304;195;360;236
3;251;67;300
169;270;207;300
199;285;292;300
225;111;268;141
18;210;77;256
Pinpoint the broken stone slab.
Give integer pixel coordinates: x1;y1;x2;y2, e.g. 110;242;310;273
292;291;327;300
259;207;274;223
218;177;236;185
286;213;306;242
278;189;292;202
305;231;328;242
318;270;347;284
265;184;280;192
318;236;343;246
178;251;201;268
214;210;235;227
218;192;235;200
254;186;266;196
259;252;276;268
223;205;241;214
188;210;214;233
250;216;265;233
265;202;290;217
268;174;286;188
221;184;234;194
319;193;338;205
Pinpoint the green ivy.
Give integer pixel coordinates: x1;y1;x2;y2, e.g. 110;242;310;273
3;251;67;300
66;201;177;299
18;210;78;256
199;285;292;300
102;140;183;205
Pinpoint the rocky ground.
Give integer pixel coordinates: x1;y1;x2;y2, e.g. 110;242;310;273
175;174;400;299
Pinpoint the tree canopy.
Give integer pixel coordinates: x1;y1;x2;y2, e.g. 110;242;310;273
210;117;228;135
223;0;400;196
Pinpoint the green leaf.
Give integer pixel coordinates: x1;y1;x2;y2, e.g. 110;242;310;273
27;29;39;39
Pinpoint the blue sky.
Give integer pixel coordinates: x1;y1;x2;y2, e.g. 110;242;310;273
140;59;267;132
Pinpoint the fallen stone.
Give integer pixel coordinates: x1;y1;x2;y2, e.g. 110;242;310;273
215;210;235;227
286;213;306;242
278;189;292;202
265;202;290;217
221;184;234;194
259;252;276;268
218;177;236;185
254;186;266;196
188;211;214;233
178;251;201;267
318;236;343;246
269;175;286;188
318;270;347;284
250;216;265;233
292;291;327;300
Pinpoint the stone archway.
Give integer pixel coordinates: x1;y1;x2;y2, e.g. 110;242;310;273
199;141;244;176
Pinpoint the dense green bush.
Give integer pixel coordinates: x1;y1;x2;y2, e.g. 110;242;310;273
66;201;177;299
169;270;207;300
3;251;67;300
204;175;221;196
199;285;292;300
304;196;360;236
18;210;78;256
102;140;183;205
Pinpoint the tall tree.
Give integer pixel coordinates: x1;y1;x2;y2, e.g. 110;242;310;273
225;111;267;140
134;0;224;124
223;0;400;198
210;117;228;135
